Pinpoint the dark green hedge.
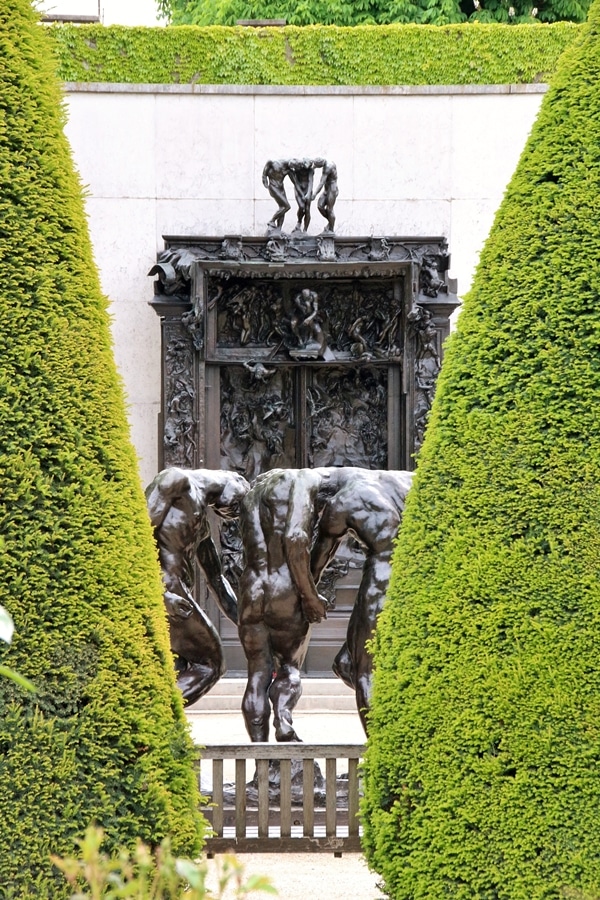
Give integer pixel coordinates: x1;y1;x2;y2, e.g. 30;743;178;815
362;1;600;898
46;21;580;86
0;2;205;896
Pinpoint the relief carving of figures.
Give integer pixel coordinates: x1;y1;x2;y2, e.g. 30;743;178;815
316;234;336;261
285;288;332;360
216;280;284;348
410;305;441;451
264;236;288;262
181;300;204;352
326;284;401;360
419;254;448;298
148;247;197;299
220;366;294;481
367;237;391;261
220;237;245;261
308;367;388;469
219;519;244;596
214;277;405;363
164;330;197;468
262;157;338;235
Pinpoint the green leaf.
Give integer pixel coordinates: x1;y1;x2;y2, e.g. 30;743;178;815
0;664;36;692
241;873;279;893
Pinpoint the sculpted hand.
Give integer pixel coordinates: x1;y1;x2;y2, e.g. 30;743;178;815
164;592;194;620
301;593;328;624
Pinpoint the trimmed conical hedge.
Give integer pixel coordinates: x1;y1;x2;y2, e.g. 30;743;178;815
0;2;204;896
362;3;600;898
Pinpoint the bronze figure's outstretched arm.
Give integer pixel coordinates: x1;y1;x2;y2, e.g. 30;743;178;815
285;469;328;624
196;535;238;625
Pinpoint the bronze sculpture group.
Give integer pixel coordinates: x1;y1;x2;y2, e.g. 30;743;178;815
262;157;338;234
147;464;413;738
146;158;416;737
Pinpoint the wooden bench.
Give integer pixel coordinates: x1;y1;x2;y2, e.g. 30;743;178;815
197;743;366;855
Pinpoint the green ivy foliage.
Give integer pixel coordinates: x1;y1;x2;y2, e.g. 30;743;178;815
157;0;590;25
362;0;600;897
45;22;580;86
0;2;205;896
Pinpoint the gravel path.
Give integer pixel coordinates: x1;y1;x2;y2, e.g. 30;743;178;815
205;851;386;899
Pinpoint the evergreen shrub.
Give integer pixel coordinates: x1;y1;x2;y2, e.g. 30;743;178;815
0;2;205;896
362;0;600;897
46;21;579;86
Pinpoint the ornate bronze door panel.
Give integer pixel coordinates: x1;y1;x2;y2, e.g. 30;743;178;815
150;235;458;675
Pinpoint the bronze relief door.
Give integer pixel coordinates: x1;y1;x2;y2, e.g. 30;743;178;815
150;236;458;675
202;268;427;675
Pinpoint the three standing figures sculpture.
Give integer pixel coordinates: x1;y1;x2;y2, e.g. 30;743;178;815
147;465;412;737
262;157;338;234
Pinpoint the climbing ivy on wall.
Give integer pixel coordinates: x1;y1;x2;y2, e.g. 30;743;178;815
46;22;580;86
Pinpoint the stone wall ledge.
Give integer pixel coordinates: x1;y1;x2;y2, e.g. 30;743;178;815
64;81;549;96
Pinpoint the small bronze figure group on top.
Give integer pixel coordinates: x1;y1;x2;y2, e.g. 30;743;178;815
262;157;338;234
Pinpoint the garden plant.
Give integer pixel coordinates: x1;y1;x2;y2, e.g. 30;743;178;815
362;0;600;897
47;21;580;87
0;1;205;895
52;826;277;899
157;0;591;25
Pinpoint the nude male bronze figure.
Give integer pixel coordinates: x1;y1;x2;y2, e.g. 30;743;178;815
288;157;317;233
288;288;328;359
238;468;329;743
238;465;412;741
146;467;250;705
312;158;338;233
311;468;413;733
262;159;292;231
262;156;334;233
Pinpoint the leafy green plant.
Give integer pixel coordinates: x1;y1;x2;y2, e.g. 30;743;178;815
45;20;580;86
52;826;277;899
362;0;600;896
156;0;590;25
0;2;205;895
0;604;35;691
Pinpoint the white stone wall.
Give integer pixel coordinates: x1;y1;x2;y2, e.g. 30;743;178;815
63;82;546;485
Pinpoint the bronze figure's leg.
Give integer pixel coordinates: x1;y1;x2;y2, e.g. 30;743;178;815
268;183;290;229
175;658;223;707
332;640;355;690
240;621;275;742
269;660;305;742
168;597;226;706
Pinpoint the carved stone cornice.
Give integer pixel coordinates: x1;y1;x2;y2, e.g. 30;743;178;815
148;235;457;309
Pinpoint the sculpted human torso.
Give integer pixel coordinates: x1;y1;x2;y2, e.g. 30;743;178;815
310;467;414;732
146;467;250;705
